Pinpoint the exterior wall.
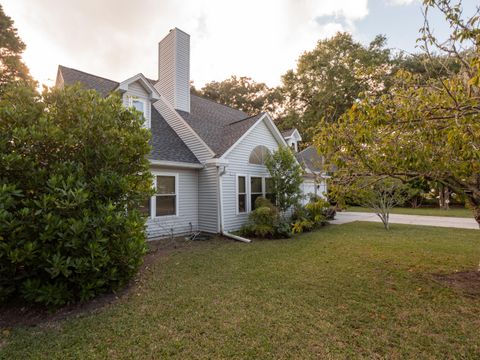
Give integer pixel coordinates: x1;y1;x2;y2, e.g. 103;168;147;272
153;99;213;163
157;28;190;113
222;120;281;232
122;80;151;128
146;166;199;239
198;165;218;233
300;177;327;205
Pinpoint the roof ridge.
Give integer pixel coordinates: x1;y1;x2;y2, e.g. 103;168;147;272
227;112;264;126
59;65;119;84
296;145;315;155
190;93;248;116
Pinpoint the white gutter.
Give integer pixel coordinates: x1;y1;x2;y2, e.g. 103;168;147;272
149;159;204;169
223;231;251;243
216;163;251;243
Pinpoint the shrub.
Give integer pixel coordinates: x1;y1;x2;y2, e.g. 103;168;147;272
0;84;152;306
240;197;291;239
290;198;331;234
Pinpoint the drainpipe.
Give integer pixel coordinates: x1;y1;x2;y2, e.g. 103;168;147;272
216;164;251;243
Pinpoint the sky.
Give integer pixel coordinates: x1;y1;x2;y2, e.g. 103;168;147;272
3;0;478;88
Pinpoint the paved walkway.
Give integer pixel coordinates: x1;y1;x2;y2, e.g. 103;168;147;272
331;211;479;230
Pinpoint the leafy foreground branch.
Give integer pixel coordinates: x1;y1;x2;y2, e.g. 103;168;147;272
316;0;480;228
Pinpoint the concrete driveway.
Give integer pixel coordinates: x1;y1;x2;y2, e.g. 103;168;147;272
331;211;479;230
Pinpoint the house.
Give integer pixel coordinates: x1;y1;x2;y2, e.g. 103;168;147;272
295;146;329;204
55;28;327;239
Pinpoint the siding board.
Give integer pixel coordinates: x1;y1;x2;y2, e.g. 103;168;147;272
146;166;199;239
222;120;282;232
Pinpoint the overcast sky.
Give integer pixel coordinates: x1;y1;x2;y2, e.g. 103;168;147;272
3;0;478;88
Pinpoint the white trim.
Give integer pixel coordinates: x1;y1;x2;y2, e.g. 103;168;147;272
152;171;179;218
149;159;203;169
249;175;264;212
283;129;302;142
117;73;161;100
128;96;150;128
236;174;248;215
220;113;288;160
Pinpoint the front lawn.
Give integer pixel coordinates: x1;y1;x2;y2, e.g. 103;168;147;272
1;223;479;359
346;206;473;218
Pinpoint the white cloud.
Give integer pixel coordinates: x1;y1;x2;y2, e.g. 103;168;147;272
3;0;369;88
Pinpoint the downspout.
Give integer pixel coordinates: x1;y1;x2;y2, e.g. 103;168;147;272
216;165;251;243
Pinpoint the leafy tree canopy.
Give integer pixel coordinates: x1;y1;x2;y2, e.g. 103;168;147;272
277;32;393;142
0;5;32;92
315;0;480;226
193;75;282;116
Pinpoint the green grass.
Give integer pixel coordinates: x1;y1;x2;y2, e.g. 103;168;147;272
1;223;480;359
347;206;473;218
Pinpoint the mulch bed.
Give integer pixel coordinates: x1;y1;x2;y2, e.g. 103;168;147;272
433;270;480;297
0;237;198;329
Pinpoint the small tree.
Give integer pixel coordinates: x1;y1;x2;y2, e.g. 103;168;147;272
0;84;152;306
358;178;411;230
265;146;303;213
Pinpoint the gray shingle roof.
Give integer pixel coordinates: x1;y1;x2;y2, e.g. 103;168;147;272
58;66;266;160
177;95;263;157
295;146;324;172
57;65;199;164
149;106;199;163
58;66;119;97
281;128;296;138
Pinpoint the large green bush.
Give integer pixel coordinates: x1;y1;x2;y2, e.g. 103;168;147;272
0;84;152;306
241;197;291;239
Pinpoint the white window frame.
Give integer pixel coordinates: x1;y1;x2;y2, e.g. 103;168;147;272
250;176;264;211
236;174;248;215
152;171;179;218
128;96;150;128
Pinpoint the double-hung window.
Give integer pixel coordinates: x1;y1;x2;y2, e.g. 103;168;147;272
265;178;275;204
238;176;246;213
155;175;177;216
250;177;263;210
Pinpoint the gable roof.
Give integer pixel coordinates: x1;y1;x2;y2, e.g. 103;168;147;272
149;106;199;164
57;65;277;159
281;129;296;138
295;146;324;173
57;65;199;165
58;66;119;97
176;95;262;157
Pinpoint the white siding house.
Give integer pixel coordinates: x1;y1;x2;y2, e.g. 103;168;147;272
56;27;324;241
221;119;281;232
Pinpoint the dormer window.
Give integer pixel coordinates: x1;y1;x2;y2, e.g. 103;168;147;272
129;97;146;117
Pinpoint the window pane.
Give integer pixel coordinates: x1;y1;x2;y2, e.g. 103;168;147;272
251;177;262;193
139;198;151;216
156;195;176;216
251;194;263;210
249;145;270;165
157;176;175;194
132;99;144;113
238;194;246;213
238;176;245;193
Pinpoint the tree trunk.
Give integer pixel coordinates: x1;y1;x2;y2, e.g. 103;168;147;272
439;184;445;208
